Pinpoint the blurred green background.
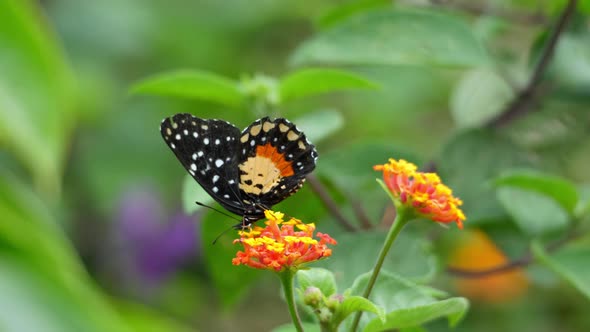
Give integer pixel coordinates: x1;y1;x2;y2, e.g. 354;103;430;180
1;0;590;331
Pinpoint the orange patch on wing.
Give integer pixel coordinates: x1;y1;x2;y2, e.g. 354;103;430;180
256;143;294;177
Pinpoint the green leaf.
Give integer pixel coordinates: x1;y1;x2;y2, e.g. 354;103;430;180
532;235;590;300
279;68;378;102
493;169;579;215
496;187;569;236
348;272;468;331
576;184;590;219
316;231;437;292
400;327;428;332
181;173;214;214
0;171;132;332
130;69;244;107
0;0;78;198
297;268;337;297
0;170;91;288
437;129;535;223
333;296;385;328
450;68;514;129
291;8;488;67
363;298;469;332
0;257;123;332
317;0;391;29
294;109;344;143
201;211;260;308
545;33;590;97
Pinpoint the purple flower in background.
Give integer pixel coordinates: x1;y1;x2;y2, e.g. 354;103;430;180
135;212;197;282
115;187;199;285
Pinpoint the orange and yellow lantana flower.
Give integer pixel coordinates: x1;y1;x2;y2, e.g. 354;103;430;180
232;210;336;271
374;158;466;229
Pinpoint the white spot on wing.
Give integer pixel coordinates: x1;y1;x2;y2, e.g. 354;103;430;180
192;153;197;160
170;143;176;149
212;186;218;193
215;139;220;145
197;151;204;157
204;138;209;145
175;134;181;140
215;159;224;167
213;175;219;183
190;163;197;171
193;132;198;138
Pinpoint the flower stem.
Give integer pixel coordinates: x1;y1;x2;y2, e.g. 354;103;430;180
349;206;410;332
280;269;305;332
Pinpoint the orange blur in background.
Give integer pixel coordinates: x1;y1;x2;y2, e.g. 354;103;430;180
450;230;529;303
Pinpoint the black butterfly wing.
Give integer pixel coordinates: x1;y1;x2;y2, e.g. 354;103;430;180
160;113;245;215
237;117;318;208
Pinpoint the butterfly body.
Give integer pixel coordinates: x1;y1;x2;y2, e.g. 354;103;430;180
160;113;317;226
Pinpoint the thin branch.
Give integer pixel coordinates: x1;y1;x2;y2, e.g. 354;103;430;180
345;192;373;230
486;0;578;128
306;174;357;232
447;230;583;278
447;254;531;278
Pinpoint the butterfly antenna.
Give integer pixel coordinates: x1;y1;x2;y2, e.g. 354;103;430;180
195;201;241;222
195;201;244;245
212;224;238;245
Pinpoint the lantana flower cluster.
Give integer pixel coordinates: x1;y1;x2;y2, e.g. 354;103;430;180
232;210;337;271
374;158;466;228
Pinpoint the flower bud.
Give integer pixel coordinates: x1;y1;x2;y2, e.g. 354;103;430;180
303;287;323;308
318;307;332;323
325;294;344;312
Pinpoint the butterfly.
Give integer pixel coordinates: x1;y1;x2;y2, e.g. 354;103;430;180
160;113;318;226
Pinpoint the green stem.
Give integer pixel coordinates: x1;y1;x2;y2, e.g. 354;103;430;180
349;206;411;332
280;269;305;332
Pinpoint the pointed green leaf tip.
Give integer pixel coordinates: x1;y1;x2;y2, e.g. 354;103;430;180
130;69;243;107
333;296;385;328
279;68;378;102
